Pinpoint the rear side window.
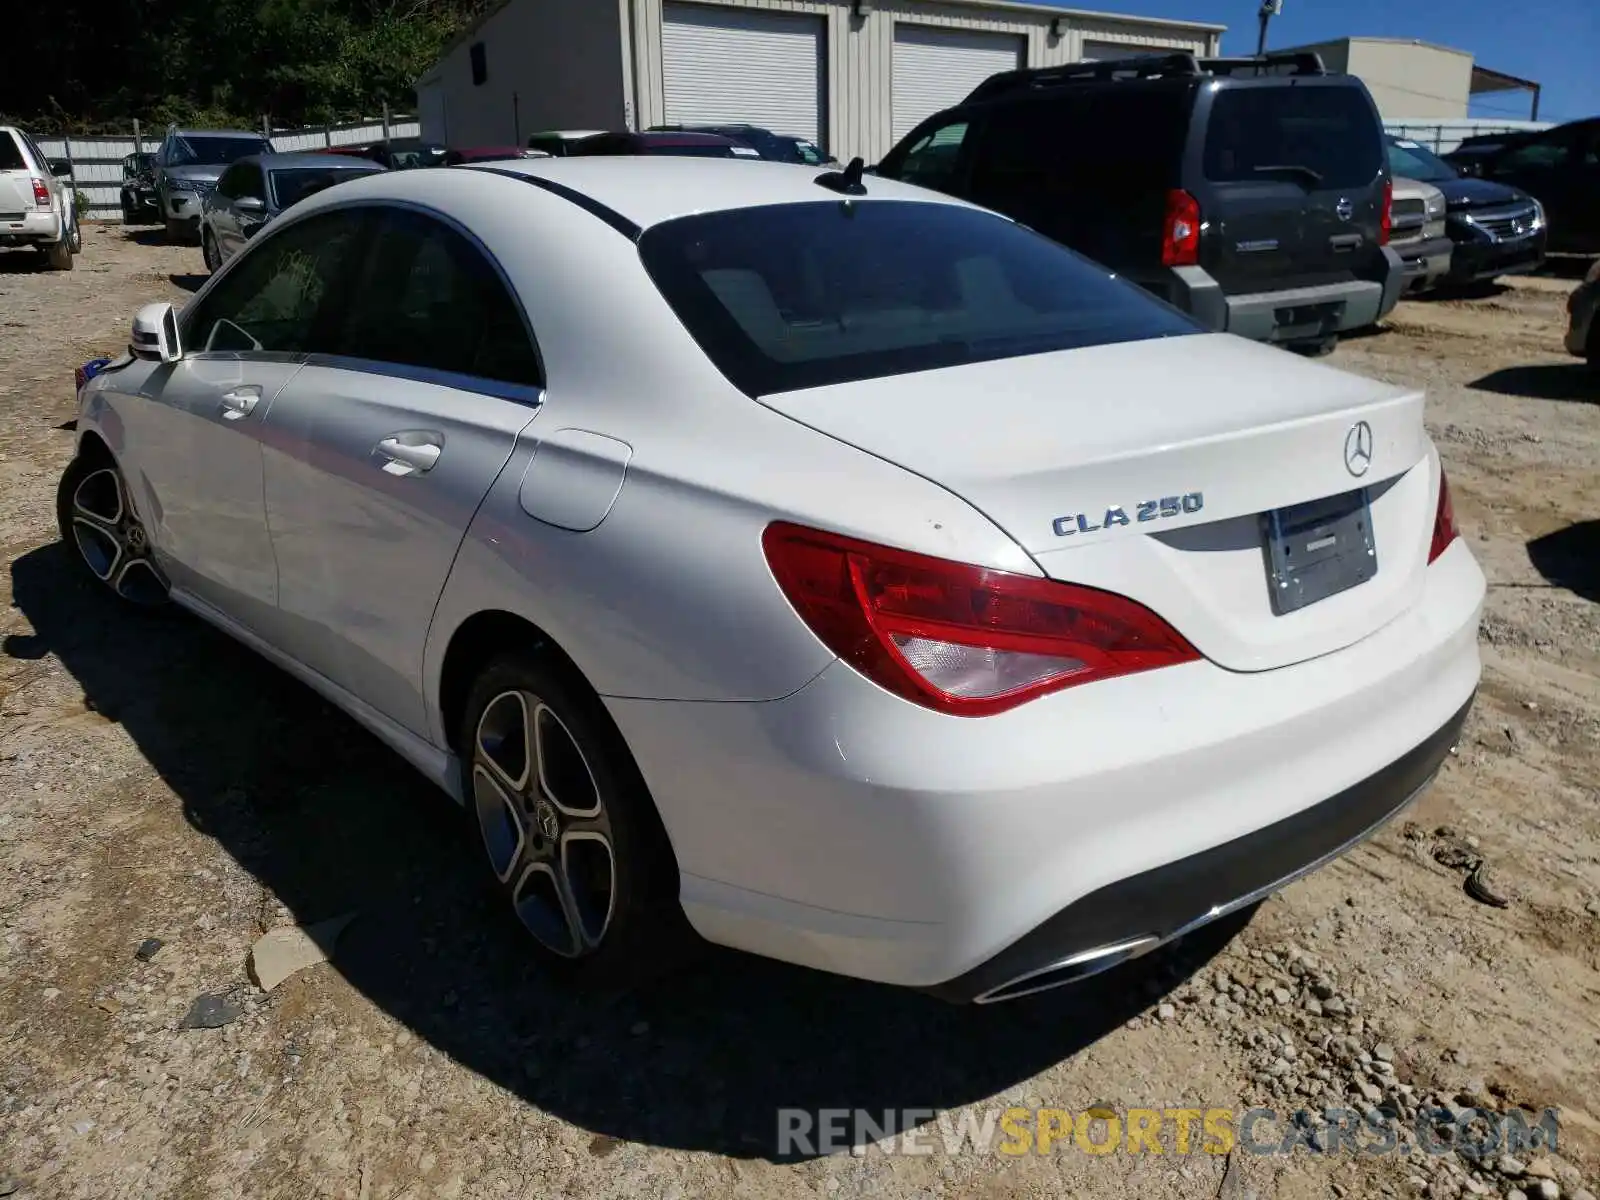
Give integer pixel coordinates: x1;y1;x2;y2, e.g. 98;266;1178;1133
0;132;27;171
638;199;1198;397
891;121;972;193
1204;85;1382;190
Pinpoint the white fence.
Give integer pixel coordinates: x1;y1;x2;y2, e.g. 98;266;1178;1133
1383;118;1551;156
33;116;420;222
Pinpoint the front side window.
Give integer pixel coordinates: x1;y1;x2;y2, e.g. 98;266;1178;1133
887;121;972;194
1492;135;1570;173
181;209;367;354
639;199;1198;397
332;208;541;386
1204;86;1383;190
215;164;243;199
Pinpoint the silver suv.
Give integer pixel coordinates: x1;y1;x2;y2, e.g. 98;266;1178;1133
154;126;274;243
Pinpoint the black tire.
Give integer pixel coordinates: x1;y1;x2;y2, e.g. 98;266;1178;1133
122;195;136;225
457;651;694;990
1587;316;1600;374
164;217;185;244
1287;335;1338;357
201;229;220;274
56;450;170;608
45;236;74;271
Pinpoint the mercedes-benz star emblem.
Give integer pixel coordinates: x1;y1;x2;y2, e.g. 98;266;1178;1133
1344;421;1374;477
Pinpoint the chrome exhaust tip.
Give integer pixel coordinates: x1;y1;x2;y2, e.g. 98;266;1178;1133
973;934;1163;1004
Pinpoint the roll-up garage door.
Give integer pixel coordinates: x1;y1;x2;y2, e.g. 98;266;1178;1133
661;4;824;144
892;25;1024;142
1080;40;1180;61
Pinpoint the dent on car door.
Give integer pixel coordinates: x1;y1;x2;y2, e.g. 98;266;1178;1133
136;207;367;629
258;205;544;736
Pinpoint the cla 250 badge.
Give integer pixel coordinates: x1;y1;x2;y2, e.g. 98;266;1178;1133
1052;492;1204;537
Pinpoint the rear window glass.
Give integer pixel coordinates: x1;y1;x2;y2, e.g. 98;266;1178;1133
638;200;1198;397
270;166;373;209
0;132;27;171
170;135;274;166
1204;86;1382;190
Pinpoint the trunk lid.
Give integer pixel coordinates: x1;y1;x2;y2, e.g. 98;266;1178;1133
761;333;1435;672
1195;82;1388;296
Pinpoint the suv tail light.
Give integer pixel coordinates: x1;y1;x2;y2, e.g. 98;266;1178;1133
763;522;1200;717
32;178;51;208
1161;189;1201;267
1428;467;1458;564
1378;177;1393;246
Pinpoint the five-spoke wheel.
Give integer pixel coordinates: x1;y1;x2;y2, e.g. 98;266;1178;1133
459;653;690;985
56;454;169;607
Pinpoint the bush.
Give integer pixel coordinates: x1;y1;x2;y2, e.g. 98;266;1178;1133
74;190;90;221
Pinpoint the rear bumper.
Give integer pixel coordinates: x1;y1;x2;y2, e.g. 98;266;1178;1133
0;208;63;245
1445;229;1546;283
1163;248;1405;341
606;539;1485;995
1394;234;1454;291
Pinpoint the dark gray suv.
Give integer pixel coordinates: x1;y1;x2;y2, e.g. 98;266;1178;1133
876;52;1406;354
154;126;275;243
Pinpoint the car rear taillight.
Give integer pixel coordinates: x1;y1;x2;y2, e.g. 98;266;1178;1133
763;522;1200;716
1378;177;1393;246
1428;467;1459;564
32;178;51;208
1161;189;1200;268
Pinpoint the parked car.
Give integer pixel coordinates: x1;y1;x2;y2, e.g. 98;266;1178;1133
0;124;81;270
648;123;833;165
525;130;607;156
566;131;762;159
154;127;276;243
874;51;1405;355
445;146;550;164
1565;258;1600;371
1387;173;1452;293
199;152;384;272
1439;118;1600;255
1386;135;1546;286
61;158;1482;1002
351;138;451;170
119;152;161;225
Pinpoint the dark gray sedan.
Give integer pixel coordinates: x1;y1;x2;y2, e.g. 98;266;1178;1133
200;153;383;272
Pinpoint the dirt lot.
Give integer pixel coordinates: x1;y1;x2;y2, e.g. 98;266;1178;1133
1;226;1597;1200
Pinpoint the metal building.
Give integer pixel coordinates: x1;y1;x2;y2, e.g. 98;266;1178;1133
416;0;1224;164
1275;37;1543;122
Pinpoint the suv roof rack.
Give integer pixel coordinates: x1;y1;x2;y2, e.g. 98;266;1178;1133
963;50;1326;104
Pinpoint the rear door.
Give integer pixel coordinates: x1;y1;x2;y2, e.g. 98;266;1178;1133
258;205;543;736
1193;81;1388;295
964;86;1192;277
0;130;38;222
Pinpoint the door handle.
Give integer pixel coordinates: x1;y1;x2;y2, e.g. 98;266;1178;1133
375;436;442;475
219;386;262;420
1329;233;1364;252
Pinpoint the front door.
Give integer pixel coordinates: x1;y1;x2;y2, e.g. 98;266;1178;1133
139;206;367;626
259;205;544;735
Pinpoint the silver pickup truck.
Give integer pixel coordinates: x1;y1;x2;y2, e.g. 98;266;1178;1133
1389;175;1452;294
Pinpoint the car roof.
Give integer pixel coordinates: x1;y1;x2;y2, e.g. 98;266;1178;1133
172;129;267;138
628;131;740;146
251;152;384;170
463;155;978;229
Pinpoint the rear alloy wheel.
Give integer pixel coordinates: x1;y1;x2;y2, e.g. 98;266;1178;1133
55;454;169;607
202;229;220;273
460;655;691;987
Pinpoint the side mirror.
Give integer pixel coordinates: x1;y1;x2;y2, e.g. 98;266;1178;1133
47;158;72;177
131;302;183;364
235;195;267;215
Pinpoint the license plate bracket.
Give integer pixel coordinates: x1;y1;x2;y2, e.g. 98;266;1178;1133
1262;488;1376;615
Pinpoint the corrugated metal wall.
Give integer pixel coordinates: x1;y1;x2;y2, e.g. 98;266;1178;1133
625;0;1220;164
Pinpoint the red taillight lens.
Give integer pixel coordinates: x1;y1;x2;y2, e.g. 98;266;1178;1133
763;522;1200;716
1378;177;1393;247
1161;188;1201;268
1428;468;1458;564
32;178;51;208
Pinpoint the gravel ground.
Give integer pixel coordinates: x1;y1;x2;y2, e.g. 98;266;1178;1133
1;226;1597;1200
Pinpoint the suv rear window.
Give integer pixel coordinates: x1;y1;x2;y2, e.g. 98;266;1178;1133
1204;86;1382;190
638;199;1198;397
0;132;27;171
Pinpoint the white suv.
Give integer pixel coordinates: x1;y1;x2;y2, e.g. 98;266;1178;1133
0;125;81;270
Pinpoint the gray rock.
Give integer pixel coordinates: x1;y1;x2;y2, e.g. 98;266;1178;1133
1506;1192;1528;1200
1324;996;1348;1016
179;992;244;1030
1570;1190;1595;1200
247;913;356;991
1498;1157;1528;1179
134;938;163;962
1375;1043;1396;1062
1157;1003;1176;1021
1531;1182;1559;1200
1305;998;1324;1016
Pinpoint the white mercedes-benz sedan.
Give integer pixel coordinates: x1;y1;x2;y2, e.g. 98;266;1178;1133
61;156;1484;1003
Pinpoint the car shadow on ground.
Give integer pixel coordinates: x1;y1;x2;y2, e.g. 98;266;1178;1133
1537;254;1597;282
1527;520;1600;604
168;273;208;293
5;541;1248;1160
1468;364;1596;403
1412;281;1511;303
121;227;168;247
0;250;46;274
